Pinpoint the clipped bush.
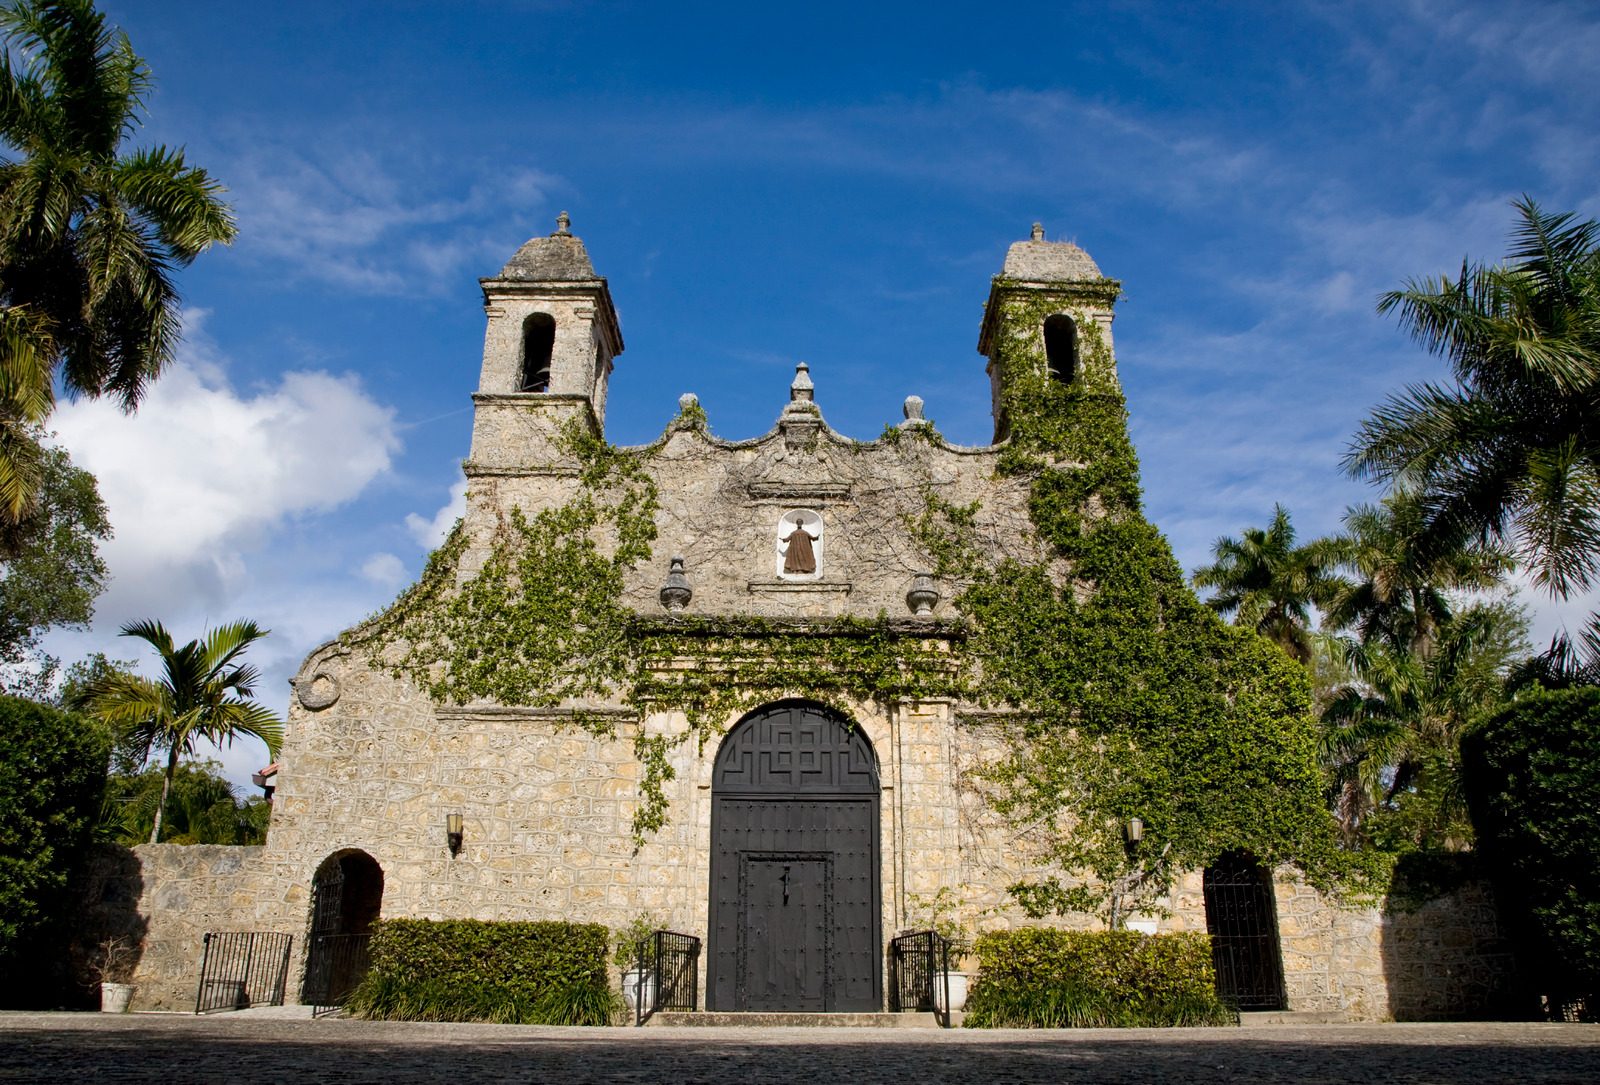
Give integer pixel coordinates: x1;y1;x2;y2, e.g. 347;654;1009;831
963;928;1234;1028
0;696;108;976
346;918;619;1025
1462;688;1600;1016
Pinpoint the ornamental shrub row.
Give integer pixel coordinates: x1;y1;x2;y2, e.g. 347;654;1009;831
345;918;618;1025
963;928;1234;1028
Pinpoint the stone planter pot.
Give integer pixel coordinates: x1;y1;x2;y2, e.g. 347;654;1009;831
99;982;135;1013
934;971;969;1013
620;969;656;1012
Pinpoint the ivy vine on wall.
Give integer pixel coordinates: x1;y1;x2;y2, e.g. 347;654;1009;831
355;296;1355;914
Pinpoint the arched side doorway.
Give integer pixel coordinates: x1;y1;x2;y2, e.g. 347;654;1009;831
708;700;881;1012
1203;851;1287;1011
302;849;384;1007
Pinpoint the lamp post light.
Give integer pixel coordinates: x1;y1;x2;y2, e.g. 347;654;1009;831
446;812;464;856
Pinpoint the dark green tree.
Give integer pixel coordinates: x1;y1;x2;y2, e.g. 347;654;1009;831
1463;688;1600;1017
1190;503;1337;663
0;693;107;964
0;440;108;694
1319;491;1510;657
100;760;268;846
1347;197;1600;601
74;620;281;844
1320;602;1527;849
0;0;235;520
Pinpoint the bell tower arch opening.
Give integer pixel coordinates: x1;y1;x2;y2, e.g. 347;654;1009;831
1043;313;1077;384
707;700;881;1013
518;312;556;392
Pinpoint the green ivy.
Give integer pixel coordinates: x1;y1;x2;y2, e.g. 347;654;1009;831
944;285;1354;919
356;287;1352;916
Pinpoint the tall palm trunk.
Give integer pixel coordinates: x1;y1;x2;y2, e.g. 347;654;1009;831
151;743;180;844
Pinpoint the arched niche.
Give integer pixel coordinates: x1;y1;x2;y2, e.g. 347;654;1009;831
519;312;556;392
1043;313;1077;384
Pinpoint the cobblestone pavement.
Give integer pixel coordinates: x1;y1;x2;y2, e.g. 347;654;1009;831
2;1013;1598;1084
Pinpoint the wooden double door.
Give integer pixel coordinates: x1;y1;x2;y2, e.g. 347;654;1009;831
708;701;881;1012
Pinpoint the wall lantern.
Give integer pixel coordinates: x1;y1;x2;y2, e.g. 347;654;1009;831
446;812;464;856
1125;816;1145;846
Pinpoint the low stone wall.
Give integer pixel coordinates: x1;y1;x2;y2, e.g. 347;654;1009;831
75;844;280;1012
1163;869;1516;1021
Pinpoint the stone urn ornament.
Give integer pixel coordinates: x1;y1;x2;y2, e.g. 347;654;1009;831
659;556;692;611
906;573;940;617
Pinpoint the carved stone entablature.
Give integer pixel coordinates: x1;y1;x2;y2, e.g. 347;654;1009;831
746;481;852;501
433;704;639;724
747;579;852;594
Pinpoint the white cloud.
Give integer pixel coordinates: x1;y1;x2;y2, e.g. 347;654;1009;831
221;140;562;295
360;552;408;588
52;362;399;622
406;478;467;549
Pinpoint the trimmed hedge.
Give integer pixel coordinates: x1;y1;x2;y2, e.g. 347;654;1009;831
1462;687;1600;1016
346;918;618;1025
963;928;1234;1028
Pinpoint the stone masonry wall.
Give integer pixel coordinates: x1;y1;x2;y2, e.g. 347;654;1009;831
75;844;280;1012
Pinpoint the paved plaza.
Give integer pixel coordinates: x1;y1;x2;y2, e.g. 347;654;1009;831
2;1013;1599;1084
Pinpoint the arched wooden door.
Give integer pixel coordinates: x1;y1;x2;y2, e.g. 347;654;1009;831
708;701;881;1012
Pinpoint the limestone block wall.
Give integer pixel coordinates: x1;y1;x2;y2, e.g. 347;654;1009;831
1162;869;1516;1021
74;844;281;1012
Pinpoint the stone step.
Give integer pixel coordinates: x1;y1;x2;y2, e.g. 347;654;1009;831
647;1011;943;1028
1238;1010;1348;1027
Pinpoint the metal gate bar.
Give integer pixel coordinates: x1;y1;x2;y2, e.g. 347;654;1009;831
304;932;373;1016
633;929;701;1026
888;929;951;1027
193;931;293;1014
1203;852;1287;1012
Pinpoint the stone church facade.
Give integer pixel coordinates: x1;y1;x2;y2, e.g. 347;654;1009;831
88;220;1514;1020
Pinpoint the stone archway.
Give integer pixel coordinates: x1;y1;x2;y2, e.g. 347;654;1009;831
707;700;881;1012
302;849;383;1007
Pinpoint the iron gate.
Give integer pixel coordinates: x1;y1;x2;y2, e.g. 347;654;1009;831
631;929;701;1025
193;931;293;1013
303;933;372;1015
888;929;952;1027
1203;852;1287;1011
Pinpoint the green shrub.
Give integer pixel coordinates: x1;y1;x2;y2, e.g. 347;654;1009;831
0;696;108;968
963;928;1234;1028
1462;688;1600;1016
346;918;619;1025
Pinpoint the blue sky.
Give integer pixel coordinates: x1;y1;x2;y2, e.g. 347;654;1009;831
35;0;1600;788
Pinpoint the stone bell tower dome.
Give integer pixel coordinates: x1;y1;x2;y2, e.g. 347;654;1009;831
978;223;1121;444
468;213;624;470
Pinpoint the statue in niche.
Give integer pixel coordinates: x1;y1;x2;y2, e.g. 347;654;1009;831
777;510;823;577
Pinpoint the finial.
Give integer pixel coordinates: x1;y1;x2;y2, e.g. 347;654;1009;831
554;211;572;236
902;395;925;424
790;361;814;403
659;556;692;612
678;392;699;411
1031;222;1045;242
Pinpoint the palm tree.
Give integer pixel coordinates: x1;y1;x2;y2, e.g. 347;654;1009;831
1190;504;1338;662
0;0;235;520
1320;491;1511;657
1346;197;1600;600
1320;603;1526;849
75;619;282;844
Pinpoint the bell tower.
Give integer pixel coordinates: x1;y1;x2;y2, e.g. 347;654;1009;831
977;223;1121;444
468;213;624;469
